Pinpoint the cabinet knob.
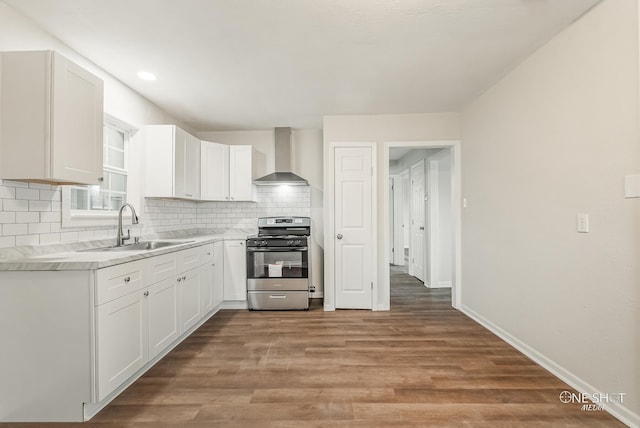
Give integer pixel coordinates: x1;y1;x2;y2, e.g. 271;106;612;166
177;277;182;282
182;275;187;280
143;291;149;297
124;276;131;283
97;177;104;182
207;252;211;256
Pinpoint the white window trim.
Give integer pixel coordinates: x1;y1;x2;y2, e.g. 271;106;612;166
62;114;137;228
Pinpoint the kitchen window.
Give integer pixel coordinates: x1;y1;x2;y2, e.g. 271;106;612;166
62;116;135;227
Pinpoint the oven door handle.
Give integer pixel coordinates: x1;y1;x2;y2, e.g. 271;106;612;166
246;247;308;252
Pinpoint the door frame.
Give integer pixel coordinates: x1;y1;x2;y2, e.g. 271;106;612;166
409;159;426;283
390;174;405;266
324;142;377;311
382;141;462;309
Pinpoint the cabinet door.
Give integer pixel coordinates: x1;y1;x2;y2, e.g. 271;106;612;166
229;145;253;201
148;278;179;360
201;141;229;201
185;133;201;199
51;52;104;184
200;262;215;315
174;127;188;198
96;291;148;401
223;239;247;301
179;269;202;333
213;241;224;307
174;128;201;200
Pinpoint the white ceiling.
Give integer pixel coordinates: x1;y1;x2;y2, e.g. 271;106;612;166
4;0;601;131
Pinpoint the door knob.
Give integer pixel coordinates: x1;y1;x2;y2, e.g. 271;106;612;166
336;234;343;240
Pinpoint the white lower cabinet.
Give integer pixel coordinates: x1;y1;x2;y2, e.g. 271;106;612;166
0;238;233;422
178;267;202;333
223;239;247;301
96;290;148;401
148;277;179;360
95;241;225;406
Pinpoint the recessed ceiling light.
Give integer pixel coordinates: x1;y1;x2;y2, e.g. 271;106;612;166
137;71;156;81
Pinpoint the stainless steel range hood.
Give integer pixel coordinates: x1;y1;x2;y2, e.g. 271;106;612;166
254;127;309;186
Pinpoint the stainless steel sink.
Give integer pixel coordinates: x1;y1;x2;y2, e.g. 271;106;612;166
80;240;195;252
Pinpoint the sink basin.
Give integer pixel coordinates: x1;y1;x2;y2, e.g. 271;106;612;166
80;240;195;252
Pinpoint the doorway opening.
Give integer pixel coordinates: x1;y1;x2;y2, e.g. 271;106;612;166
384;141;461;309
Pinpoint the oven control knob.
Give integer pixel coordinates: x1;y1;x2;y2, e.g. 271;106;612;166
260;240;268;246
295;240;302;245
287;240;294;246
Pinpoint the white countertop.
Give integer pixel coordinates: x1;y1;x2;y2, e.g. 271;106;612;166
0;228;254;271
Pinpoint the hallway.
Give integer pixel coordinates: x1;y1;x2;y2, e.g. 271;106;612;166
42;271;624;426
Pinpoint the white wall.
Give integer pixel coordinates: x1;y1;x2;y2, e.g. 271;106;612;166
461;0;640;423
323;113;460;310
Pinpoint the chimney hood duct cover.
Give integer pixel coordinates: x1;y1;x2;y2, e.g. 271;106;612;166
254;127;309;185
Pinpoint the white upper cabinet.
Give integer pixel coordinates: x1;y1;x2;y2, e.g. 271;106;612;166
144;125;201;200
200;141;229;201
0;50;104;185
229;145;254;201
201;142;255;201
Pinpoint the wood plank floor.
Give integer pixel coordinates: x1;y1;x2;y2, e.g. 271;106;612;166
12;267;624;427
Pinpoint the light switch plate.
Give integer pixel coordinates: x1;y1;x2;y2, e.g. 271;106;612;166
624;174;640;198
577;213;589;233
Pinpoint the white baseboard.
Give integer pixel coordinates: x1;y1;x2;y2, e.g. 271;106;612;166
426;281;452;289
324;304;335;311
460;305;640;428
221;301;248;310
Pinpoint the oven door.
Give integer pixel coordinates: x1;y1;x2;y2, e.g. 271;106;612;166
246;247;308;280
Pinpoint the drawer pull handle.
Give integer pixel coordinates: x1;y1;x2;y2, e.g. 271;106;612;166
269;295;287;299
143;291;149;297
124;276;131;283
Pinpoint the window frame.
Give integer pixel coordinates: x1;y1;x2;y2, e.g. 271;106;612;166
61;115;136;228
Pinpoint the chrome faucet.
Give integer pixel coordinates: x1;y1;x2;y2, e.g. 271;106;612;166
116;203;139;247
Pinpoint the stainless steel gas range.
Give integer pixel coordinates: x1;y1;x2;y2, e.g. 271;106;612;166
246;217;310;310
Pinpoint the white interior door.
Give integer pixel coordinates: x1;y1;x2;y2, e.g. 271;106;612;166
334;146;373;309
410;160;425;282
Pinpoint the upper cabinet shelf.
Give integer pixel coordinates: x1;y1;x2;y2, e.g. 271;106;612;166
0;50;104;185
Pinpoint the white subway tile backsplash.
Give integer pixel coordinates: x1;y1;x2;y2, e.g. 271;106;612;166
0;186;16;199
0;212;16;224
16;235;39;246
29;201;51;212
4;199;29;212
39;233;61;245
0;236;16;248
40;212;60;223
15;188;40;200
3;180;29;188
0;183;312;249
3;223;28;236
16;212;39;223
28;223;51;234
39;190;60;201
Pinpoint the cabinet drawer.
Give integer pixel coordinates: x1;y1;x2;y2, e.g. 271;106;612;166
146;251;177;284
177;247;201;272
96;260;145;305
247;291;309;310
200;244;215;265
